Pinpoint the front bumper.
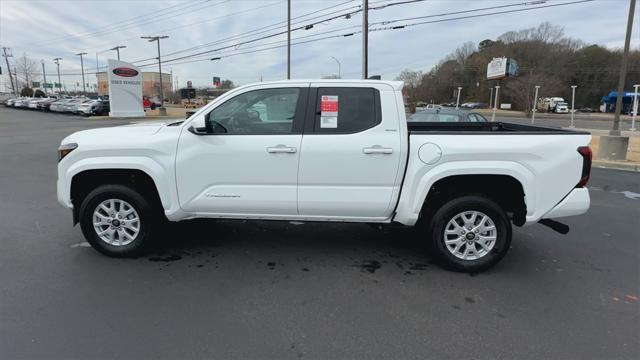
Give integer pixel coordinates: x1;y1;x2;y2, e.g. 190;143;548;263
543;187;590;219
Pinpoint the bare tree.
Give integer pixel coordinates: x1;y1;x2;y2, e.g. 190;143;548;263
15;53;39;89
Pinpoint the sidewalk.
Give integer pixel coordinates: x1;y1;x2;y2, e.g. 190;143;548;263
576;127;640;171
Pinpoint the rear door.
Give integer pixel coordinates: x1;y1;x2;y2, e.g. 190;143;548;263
297;84;403;219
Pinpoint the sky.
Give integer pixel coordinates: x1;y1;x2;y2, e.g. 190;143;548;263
0;0;638;91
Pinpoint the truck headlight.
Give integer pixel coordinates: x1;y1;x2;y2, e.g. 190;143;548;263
58;143;78;161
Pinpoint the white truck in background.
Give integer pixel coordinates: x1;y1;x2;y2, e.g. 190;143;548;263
538;97;569;113
57;80;591;272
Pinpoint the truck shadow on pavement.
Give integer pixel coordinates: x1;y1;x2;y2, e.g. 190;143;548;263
144;218;446;275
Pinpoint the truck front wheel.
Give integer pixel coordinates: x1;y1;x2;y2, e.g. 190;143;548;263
79;184;157;257
429;195;511;272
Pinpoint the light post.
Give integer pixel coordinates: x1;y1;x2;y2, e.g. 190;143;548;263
631;84;639;132
41;59;48;96
455;87;462;109
569;85;577;129
110;45;126;61
531;85;540;124
141;35;169;116
53;58;62;95
491;85;500;122
330;56;341;78
75;52;87;96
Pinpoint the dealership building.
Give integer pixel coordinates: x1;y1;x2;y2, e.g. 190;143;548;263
96;71;172;99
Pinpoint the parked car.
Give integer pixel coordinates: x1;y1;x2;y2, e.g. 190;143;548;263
57;79;591;273
408;109;488;122
28;98;45;109
77;100;110;116
14;98;32;108
50;99;72;112
462;102;488;109
5;97;20;107
37;97;59;111
577;107;593;113
143;97;161;110
555;102;570;114
61;98;87;113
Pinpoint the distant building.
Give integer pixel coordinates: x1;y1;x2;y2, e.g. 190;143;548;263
96;71;172;99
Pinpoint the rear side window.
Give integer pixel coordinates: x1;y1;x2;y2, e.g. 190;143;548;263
313;87;381;133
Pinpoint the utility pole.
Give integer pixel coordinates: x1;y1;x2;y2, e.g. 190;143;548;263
331;56;341;78
455;87;462;109
287;0;291;79
54;58;62;95
569;85;577;129
362;0;368;79
41;60;48;95
491;85;500;122
110;45;126;61
2;47;16;95
531;85;540;124
75;52;87;96
141;35;169;115
611;0;635;135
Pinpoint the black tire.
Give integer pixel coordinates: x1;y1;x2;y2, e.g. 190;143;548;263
429;195;511;273
79;184;158;257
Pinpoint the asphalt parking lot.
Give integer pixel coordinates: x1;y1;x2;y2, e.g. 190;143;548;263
1;106;638;360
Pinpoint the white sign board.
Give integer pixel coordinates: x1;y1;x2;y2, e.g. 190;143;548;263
487;57;508;80
107;59;144;117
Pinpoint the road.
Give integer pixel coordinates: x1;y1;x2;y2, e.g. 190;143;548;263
1;107;638;360
489;111;637;131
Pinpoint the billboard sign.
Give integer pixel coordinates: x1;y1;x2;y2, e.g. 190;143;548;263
213;77;221;87
487;57;508;80
107;59;144;117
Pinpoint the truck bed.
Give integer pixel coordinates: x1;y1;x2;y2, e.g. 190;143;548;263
408;121;589;134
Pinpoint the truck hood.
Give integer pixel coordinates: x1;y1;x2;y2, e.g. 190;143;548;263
60;119;183;145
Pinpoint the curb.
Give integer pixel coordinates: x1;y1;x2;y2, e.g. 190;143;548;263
592;160;640;172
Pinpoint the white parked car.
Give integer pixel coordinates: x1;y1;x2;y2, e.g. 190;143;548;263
57;80;592;272
555;102;570;114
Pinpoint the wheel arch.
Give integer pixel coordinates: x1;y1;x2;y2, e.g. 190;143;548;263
70;168;167;225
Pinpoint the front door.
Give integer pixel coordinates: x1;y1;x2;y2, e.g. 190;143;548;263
176;86;307;216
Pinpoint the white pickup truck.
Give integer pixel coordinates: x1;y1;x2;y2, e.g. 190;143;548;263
57;80;591;272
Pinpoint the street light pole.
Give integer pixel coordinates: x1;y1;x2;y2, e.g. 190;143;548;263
141;35;169;115
362;0;368;79
569;85;577;129
287;0;291;79
455;87;462;109
53;58;62;95
531;85;540;124
491;85;500;122
631;84;639;132
110;45;126;61
41;59;48;95
75;52;87;96
331;56;341;78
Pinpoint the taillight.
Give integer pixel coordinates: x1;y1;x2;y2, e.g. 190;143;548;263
577;146;592;187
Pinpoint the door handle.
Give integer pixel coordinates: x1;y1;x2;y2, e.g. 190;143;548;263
267;145;297;154
363;146;393;154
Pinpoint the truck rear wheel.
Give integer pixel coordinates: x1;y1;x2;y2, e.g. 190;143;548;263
79;184;157;257
429;195;511;272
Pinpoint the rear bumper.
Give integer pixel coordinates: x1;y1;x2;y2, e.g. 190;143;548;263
542;187;590;219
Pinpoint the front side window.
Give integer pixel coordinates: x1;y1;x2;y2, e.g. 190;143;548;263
313;87;380;133
208;88;300;134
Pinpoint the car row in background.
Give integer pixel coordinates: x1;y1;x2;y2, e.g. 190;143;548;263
408;109;489;122
4;96;110;116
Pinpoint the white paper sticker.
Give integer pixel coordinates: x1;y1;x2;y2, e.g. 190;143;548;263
320;116;338;128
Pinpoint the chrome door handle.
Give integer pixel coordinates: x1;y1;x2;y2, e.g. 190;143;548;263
267;145;297;153
363;146;393;154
